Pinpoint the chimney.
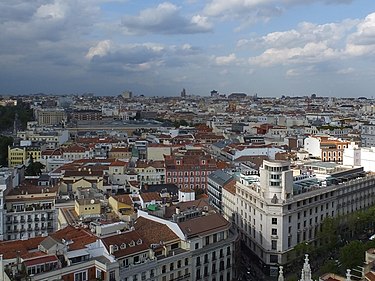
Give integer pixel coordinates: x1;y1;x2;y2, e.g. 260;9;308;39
176;206;180;215
109;245;114;255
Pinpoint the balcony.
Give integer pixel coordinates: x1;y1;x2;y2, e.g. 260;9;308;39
20;219;26;223
35;218;39;222
27;218;32;222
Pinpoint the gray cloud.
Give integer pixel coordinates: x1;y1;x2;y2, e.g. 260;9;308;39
121;2;212;35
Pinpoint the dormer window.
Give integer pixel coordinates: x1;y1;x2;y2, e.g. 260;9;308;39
129;240;135;247
113;245;118;252
176;160;181;165
136;239;142;245
120;243;127;249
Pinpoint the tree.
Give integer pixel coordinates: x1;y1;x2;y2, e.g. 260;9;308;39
25;155;45;176
339;240;365;270
0;135;13;167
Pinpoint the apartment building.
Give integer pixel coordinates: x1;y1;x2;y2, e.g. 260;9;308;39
17;129;69;148
8;141;46;167
304;135;350;162
165;150;218;190
232;160;375;276
4;184;57;240
135;160;166;185
361;123;375;147
207;170;235;211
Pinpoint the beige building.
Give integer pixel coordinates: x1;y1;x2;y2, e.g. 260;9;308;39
108;147;132;160
74;199;101;219
35;108;66;126
147;144;172;161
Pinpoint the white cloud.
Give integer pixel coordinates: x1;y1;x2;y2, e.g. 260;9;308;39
215;53;237;65
250;42;338;66
86;40;112;60
121;2;212;34
34;1;68;20
346;12;375;56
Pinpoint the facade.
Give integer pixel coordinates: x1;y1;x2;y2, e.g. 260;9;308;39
35;108;66;126
4;184;57;240
135;160;166;186
304;135;349;162
361;123;375;147
75;199;101;219
8;142;45;167
343;142;375;172
207;170;235;211
231;160;375;275
165;150;218;190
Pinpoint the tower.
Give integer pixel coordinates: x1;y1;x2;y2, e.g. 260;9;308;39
300;254;312;281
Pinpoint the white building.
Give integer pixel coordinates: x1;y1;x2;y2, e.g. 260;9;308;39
230;160;375;276
343;142;375;172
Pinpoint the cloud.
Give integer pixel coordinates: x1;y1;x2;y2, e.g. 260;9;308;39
121;2;213;35
346;13;375;56
337;67;355;74
204;0;354;28
245;15;375;67
215;53;238;65
86;40;112;60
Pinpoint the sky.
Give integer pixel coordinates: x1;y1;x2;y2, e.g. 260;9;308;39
1;1;375;97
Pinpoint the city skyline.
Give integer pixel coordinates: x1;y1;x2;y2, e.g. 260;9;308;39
1;0;375;97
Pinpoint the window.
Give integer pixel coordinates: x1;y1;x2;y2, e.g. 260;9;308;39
74;271;87;281
270;255;278;263
272;218;277;225
271;228;277;235
271;240;277;250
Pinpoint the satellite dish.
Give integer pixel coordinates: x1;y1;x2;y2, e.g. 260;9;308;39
90;199;95;204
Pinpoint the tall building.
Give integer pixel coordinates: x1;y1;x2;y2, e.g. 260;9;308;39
4;182;57;240
230;160;375;276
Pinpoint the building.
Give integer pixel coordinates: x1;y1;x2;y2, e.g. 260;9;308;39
361;123;375;147
304;135;350;162
75;199;101;219
4;183;57;240
8;141;46;167
108;146;132;160
35;108;66;126
207;170;235;211
135;160;166;186
0;226;118;281
343;142;375;172
165;149;218;190
230;159;375;276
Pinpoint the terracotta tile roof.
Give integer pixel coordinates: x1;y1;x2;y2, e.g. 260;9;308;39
134;216;179;244
112;194;133;206
50;225;97;250
140;192;162;202
223;179;236;195
366;272;375;281
178;213;230;238
63;144;87;153
102;231;149;258
109;160;128;167
164;198;212;218
24;255;58;267
110;147;131;152
0;236;45;259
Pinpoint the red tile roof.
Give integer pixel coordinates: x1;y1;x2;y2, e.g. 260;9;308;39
102;231;149;258
134;217;179;244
